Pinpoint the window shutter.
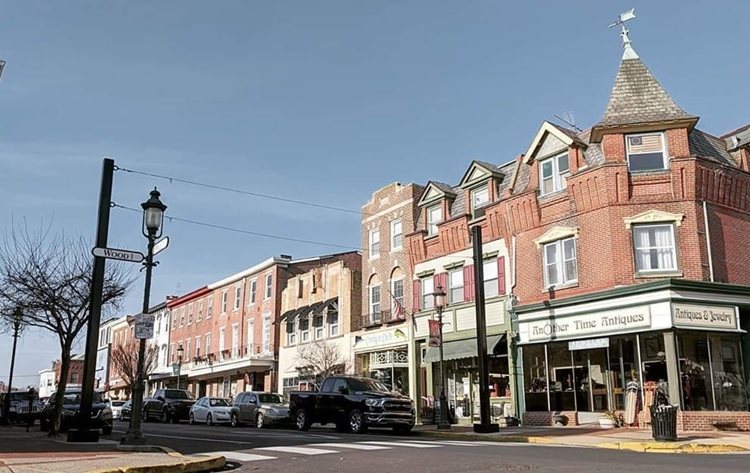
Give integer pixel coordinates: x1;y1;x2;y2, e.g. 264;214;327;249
412;280;421;312
463;265;475;301
498;256;506;295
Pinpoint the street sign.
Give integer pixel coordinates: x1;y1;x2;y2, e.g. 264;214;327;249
134;313;155;339
153;236;170;256
172;363;181;376
92;246;145;263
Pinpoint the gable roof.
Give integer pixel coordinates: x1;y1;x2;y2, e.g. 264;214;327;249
590;47;698;142
417;181;456;207
458;160;506;189
523;121;586;164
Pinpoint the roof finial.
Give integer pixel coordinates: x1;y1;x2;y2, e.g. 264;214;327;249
609;8;638;59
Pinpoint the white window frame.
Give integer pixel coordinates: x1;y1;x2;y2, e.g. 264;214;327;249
187;303;193;325
197;300;203;321
391;278;404;314
264;273;273;300
262;314;272;353
219;327;226;359
626;132;667;172
195;336;201;358
314;314;324;340
369;228;380;259
248;279;257;306
287;322;297;346
233;285;242;311
427;205;442;237
421;277;434;310
221;290;228;314
633;223;677;272
449;268;464;303
231;323;239;358
471;184;490;218
370;285;381;319
247;319;255;354
207;296;213;318
390;218;403;251
205;333;211;358
300;316;310;343
328;309;339;337
483;259;499;298
543;237;578;288
539;152;570;196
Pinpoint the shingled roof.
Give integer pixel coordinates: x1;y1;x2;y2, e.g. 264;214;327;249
590;46;697;142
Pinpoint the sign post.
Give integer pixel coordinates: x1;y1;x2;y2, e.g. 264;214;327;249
134;313;155;340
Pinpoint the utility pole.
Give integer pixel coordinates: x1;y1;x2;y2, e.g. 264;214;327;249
471;225;499;433
68;158;114;443
0;309;22;425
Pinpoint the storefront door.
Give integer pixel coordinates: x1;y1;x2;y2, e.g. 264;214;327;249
572;348;610;412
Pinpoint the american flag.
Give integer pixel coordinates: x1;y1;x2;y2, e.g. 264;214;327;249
627;134;662;154
386;288;405;320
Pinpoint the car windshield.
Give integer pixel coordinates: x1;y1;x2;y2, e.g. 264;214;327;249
348;379;389;393
111;401;125;407
8;392;32;401
164;390;192;400
209;398;229;407
61;392;103;404
258;394;285;404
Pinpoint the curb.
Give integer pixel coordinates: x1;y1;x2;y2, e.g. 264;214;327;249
414;431;553;444
88;454;225;473
596;441;748;454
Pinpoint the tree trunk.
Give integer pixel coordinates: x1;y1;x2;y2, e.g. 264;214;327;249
48;340;73;436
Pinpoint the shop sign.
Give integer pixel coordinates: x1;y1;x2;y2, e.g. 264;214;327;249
672;303;737;330
354;329;404;350
428;320;441;347
527;306;651;342
568;337;610;351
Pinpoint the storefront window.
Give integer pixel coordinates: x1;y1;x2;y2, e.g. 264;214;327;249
711;334;748;411
609;335;641;410
640;332;668;386
523;345;548;411
677;331;713;410
548;343;577;411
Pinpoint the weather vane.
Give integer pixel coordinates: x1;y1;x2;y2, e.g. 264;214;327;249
609;8;636;48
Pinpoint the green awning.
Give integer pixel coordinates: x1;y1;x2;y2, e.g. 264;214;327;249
423;335;506;363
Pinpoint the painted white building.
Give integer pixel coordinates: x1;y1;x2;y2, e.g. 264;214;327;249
147;299;174;393
38;368;55;399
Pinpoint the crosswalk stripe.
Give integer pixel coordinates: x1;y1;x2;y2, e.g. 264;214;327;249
205;451;277;462
256;446;338;455
404;440;484;447
360;441;441;448
307;442;391;450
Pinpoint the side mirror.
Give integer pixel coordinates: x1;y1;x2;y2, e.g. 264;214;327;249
156;396;165;402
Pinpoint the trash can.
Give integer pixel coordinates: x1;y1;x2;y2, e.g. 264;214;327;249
650;404;678;441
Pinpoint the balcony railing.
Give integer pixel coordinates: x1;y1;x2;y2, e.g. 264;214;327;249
355;311;406;330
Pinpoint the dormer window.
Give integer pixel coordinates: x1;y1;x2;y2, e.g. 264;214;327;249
427;205;442;236
540;152;569;196
626;132;666;172
470;184;489;219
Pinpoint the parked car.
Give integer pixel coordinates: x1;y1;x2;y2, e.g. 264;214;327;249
289;376;415;434
189;397;232;425
142;388;195;423
0;391;42;425
119;400;132;422
230;392;291;428
39;390;113;435
109;400;127;420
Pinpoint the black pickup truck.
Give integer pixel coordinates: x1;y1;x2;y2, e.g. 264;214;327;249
143;388;195;423
289;376;415;434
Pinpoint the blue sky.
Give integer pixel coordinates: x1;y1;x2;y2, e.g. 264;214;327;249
1;1;748;385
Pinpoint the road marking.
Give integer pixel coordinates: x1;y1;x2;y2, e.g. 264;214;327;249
307;442;391;450
202;451;277;462
404;440;487;447
360;441;441;448
256;446;339;455
114;431;252;445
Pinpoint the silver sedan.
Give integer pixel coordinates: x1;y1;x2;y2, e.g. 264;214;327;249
189;397;232;426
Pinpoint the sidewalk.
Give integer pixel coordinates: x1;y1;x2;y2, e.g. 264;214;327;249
0;426;224;473
413;424;750;453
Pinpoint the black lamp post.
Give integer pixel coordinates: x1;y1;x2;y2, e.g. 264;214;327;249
0;59;6;80
176;344;184;390
121;188;166;445
433;286;451;430
1;308;22;425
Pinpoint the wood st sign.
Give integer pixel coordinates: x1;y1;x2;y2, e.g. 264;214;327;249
91;247;145;263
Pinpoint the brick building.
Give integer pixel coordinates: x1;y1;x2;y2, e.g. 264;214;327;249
167;254;355;400
405;36;750;429
352;183;423;406
106;316;134;400
276;252;362;397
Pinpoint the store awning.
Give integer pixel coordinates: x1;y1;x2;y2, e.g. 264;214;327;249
314;297;338;315
423;334;506;363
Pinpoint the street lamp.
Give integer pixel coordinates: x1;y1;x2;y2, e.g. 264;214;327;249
176;344;184;390
122;188;166;446
0;59;6;80
433;286;451;430
0;308;22;425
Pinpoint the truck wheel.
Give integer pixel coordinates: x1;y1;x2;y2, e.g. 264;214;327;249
295;409;311;431
231;413;241;428
348;410;367;434
256;413;265;429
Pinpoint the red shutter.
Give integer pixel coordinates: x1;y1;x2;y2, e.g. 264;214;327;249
412;280;421;312
498;256;506;295
463;265;475;301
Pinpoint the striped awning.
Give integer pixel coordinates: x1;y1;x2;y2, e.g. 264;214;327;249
423;335;506;363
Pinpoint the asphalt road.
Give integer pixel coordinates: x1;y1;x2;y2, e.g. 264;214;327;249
109;420;750;473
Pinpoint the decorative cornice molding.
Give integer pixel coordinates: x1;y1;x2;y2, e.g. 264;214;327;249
533;226;579;248
623;210;684;229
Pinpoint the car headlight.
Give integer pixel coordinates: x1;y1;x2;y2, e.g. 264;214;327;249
61;408;76;416
365;399;384;407
9;406;16;413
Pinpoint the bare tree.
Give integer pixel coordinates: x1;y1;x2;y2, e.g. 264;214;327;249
295;340;350;387
109;337;158;398
0;223;132;435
